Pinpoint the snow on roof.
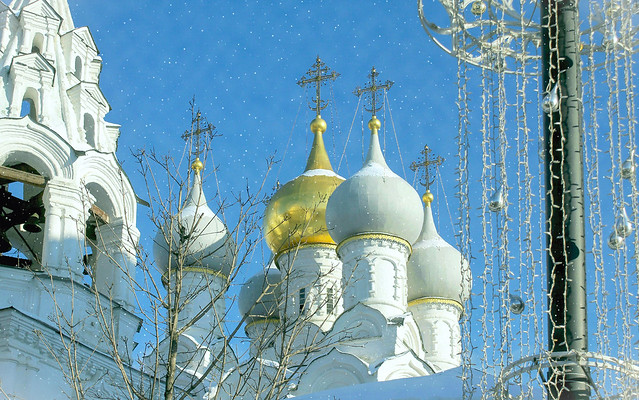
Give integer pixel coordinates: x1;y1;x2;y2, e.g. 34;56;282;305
291;367;471;400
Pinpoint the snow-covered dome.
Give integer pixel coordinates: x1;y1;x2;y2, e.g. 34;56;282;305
238;265;282;324
325;116;423;245
153;159;235;277
407;193;471;305
263;116;344;255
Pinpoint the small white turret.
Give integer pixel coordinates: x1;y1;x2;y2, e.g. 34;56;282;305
407;191;471;371
153;158;235;340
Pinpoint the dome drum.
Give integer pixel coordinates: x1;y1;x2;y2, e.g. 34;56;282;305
238;267;282;325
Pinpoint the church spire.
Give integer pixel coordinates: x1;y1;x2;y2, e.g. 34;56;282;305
296;56;340;173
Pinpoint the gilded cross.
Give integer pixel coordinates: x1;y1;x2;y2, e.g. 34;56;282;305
297;56;340;116
353;66;394;117
182;109;216;160
410;145;444;192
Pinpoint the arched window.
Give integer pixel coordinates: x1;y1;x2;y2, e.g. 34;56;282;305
31;33;44;54
74;56;82;80
20;88;39;120
20;99;35;119
84;113;96;147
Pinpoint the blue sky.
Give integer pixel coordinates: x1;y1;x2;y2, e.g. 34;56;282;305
68;1;463;267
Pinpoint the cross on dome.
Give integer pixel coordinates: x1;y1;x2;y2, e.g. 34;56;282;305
353;66;394;117
181;108;216;172
410;145;444;199
297;56;340;117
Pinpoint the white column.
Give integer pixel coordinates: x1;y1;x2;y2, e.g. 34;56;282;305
9;81;24;117
408;300;462;372
19;27;32;54
276;244;342;332
41;179;88;279
0;17;11;53
94;218;139;310
42;31;54;60
338;235;411;318
38;74;49;125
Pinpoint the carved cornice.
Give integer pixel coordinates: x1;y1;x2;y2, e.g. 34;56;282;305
275;243;337;265
408;297;464;315
336;233;411;256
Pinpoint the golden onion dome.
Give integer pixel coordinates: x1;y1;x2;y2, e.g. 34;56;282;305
263;115;344;255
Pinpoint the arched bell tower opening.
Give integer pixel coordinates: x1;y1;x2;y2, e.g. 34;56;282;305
31;32;44;54
0;162;47;270
82;180;136;309
83;182;114;287
20;88;39;121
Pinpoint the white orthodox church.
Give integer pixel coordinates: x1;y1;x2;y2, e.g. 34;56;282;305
0;1;472;399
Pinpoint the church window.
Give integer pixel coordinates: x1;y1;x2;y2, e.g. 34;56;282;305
326;287;334;314
84;113;96;147
20;98;35;120
299;287;306;313
74;56;82;80
31;33;44;54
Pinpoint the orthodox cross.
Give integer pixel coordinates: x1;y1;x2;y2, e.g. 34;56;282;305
410;145;444;192
297;56;340;116
181;110;216;160
353;66;394;117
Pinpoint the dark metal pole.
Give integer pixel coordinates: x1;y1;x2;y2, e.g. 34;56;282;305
541;0;590;397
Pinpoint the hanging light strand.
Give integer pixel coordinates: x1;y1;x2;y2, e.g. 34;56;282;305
455;1;475;394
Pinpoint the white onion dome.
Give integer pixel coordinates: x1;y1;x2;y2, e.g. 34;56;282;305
407;192;471;305
153;159;235;277
238;265;282;324
263;116;344;255
325;116;424;245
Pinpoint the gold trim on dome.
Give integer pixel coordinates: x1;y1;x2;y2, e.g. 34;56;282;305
408;297;464;313
183;266;228;279
275;242;337;263
336;233;412;254
162;267;228;283
246;317;280;329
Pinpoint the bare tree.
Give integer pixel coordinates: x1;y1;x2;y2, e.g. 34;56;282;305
28;102;351;400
